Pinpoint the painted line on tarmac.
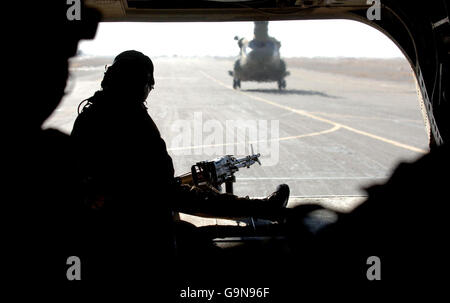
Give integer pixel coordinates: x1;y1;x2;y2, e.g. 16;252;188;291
167;125;340;151
237;176;387;180
308;111;424;124
200;71;428;155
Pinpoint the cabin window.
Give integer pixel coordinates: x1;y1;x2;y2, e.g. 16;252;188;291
45;20;428;213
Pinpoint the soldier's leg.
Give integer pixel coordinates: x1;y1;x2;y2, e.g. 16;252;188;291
174;184;290;220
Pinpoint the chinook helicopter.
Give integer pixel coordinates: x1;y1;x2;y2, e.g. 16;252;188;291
228;21;290;90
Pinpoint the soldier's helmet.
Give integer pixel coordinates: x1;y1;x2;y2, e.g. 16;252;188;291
101;50;155;94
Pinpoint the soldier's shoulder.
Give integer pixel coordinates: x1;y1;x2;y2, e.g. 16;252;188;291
41;128;70;141
40;128;75;154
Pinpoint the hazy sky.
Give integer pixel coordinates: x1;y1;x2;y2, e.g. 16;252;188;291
79;19;404;58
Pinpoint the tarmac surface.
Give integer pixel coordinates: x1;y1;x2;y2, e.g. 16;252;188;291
45;56;429;212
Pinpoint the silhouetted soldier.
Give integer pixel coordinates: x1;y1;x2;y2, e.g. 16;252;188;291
4;1;99;292
319;143;450;289
6;4;175;294
274;143;450;299
70;50;179;282
70;50;291;258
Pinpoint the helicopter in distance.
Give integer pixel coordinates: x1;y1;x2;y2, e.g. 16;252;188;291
228;21;290;90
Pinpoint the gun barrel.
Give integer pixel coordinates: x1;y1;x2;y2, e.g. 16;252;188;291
233;153;261;168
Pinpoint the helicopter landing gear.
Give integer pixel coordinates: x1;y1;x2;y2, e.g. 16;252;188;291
277;79;286;90
233;78;241;89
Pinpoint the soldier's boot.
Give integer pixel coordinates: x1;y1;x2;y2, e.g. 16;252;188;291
238;184;290;221
265;184;290;209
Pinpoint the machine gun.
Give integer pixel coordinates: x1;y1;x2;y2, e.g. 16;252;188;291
175;152;261;194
